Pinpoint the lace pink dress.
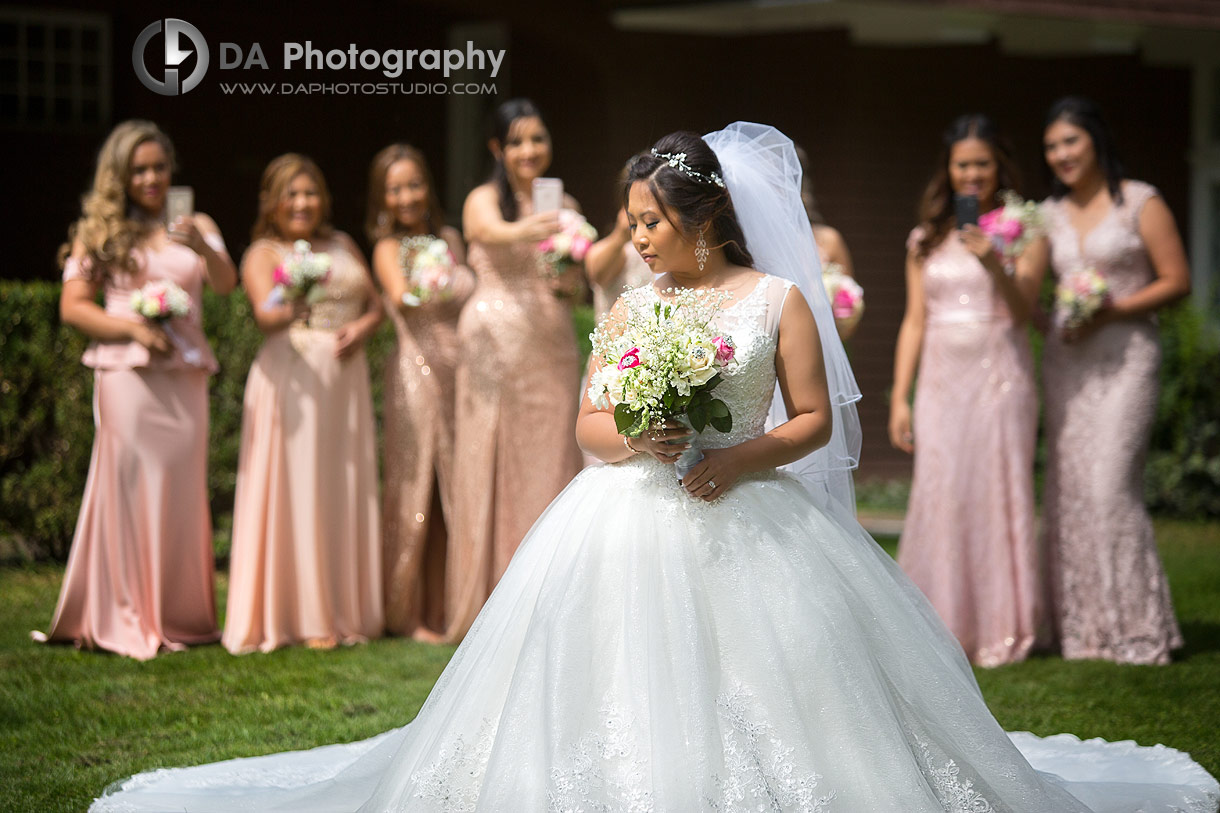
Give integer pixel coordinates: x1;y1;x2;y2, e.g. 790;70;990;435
38;237;226;659
1042;180;1182;665
897;228;1041;666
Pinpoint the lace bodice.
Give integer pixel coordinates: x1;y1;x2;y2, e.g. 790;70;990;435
625;274;792;450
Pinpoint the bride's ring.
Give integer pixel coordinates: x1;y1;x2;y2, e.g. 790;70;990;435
707;479;717;490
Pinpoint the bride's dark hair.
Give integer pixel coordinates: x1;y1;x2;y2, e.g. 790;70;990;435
624;131;754;268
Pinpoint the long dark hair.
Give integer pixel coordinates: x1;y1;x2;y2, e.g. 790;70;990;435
489;97;546;223
623;131;754;269
1044;95;1125;204
915;114;1021;259
365;143;445;242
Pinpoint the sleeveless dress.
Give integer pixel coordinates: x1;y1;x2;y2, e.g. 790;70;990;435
447;221;583;641
1041;180;1183;665
382;251;465;639
221;237;382;654
38;237;226;660
897;229;1041;666
90;275;1217;812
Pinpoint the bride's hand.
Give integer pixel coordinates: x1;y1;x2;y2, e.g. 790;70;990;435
626;421;693;464
682;447;744;502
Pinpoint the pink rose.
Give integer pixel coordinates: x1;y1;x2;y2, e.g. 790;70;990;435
980;210;1023;244
712;336;735;364
273;265;290;285
570;236;592;262
833;289;856;319
537;237;555;254
617;347;642;370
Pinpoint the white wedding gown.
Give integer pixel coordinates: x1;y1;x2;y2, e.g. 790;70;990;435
93;277;1217;812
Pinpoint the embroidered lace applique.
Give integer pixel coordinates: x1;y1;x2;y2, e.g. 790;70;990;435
412;719;498;812
915;736;995;813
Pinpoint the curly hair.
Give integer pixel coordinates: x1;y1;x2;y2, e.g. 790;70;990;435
250;154;333;243
58;120;176;279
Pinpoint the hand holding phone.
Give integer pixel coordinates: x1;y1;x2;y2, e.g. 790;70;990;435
166;186;195;226
954;194;979;228
532;178;563;214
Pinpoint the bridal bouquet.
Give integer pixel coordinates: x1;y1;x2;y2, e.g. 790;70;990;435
264;239;331;309
538;209;597;277
130;280;191;322
130;280;203;366
822;262;864;333
1055;267;1111;332
399;235;457;307
979;191;1045;270
587;288;735;476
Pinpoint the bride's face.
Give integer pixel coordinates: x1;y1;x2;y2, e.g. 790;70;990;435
626;181;694;275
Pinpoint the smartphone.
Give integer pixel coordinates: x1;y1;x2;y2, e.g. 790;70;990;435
532;177;563;213
954;194;979;227
166;186;195;226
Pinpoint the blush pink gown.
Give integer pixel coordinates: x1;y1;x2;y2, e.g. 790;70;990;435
381;251;468;640
38;237;226;660
896;228;1042;666
222;237;382;654
447;220;583;642
1041;180;1182;665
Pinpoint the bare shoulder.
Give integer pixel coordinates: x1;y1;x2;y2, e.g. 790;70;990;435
193;212;222;235
563;193;582;214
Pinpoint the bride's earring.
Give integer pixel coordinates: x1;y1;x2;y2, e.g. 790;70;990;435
695;229;708;273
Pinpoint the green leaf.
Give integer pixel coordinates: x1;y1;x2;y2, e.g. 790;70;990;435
710;413;732;433
614;404;645;436
687;405;708;433
709;399;730;419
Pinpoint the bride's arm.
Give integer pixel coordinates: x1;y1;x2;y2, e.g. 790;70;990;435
680;286;832;500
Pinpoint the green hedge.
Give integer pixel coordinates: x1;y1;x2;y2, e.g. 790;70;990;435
0;281;596;562
1;280;1210;562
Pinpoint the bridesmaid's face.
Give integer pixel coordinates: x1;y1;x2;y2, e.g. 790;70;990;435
384;159;429;233
1043;119;1097;190
127;140;171;216
496;116;551;185
947;137;998;203
274;173;322;241
626;181;693;276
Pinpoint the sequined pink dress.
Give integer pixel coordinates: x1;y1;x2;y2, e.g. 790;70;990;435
897;229;1041;666
1042;180;1182;665
38;236;226;660
382;239;468;640
222;237;383;654
448;217;583;642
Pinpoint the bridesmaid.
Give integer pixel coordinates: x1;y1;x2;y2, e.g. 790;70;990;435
448;98;584;641
1039;96;1191;665
366;144;470;643
798;147;859;341
585;170;653;322
890;114;1047;666
222;154;384;654
36;120;236;659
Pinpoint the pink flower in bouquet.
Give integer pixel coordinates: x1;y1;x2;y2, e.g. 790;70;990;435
979;208;1024;243
537;237;555;254
712;336;736;364
617;347;642;370
273;264;291;286
571;235;593;262
832;289;856;320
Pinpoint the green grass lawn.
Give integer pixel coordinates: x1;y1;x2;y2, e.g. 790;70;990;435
2;519;1217;812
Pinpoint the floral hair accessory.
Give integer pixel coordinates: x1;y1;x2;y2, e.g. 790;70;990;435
651;149;726;188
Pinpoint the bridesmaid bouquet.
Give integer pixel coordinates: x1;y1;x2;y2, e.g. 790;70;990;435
129;280;203;366
588;288;735;476
979;191;1045;270
264;240;331;309
822;262;864;332
130;280;191;321
538;209;598;277
398;235;457;307
1055;267;1111;332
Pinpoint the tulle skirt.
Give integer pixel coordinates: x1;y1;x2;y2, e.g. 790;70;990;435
93;458;1218;811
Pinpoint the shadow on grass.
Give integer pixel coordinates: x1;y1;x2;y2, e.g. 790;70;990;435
1175;621;1220;660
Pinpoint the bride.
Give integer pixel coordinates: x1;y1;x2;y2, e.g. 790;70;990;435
92;124;1217;812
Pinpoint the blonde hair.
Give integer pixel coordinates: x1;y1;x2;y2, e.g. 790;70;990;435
58;119;176;277
250;153;333;242
364;143;445;243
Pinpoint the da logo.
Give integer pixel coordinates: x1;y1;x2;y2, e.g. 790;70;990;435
133;19;210;96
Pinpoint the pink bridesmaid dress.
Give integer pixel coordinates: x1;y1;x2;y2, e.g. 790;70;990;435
1041;180;1182;665
447;220;583;642
897;228;1042;666
381;259;467;640
39;237;226;660
221;237;382;653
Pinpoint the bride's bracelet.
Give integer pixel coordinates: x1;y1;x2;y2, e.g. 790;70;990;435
623;435;640;456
